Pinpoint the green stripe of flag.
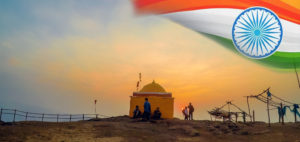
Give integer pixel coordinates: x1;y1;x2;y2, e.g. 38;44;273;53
202;33;300;71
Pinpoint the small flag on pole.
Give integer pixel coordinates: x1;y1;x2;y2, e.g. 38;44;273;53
139;73;142;82
136;81;140;91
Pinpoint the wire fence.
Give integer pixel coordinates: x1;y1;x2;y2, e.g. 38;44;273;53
0;108;110;123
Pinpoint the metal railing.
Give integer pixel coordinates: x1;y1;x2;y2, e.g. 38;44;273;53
0;108;110;122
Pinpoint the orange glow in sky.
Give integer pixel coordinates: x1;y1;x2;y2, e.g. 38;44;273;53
0;0;299;122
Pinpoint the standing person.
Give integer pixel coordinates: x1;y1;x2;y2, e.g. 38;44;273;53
182;106;188;120
182;107;186;119
143;98;151;120
188;102;194;120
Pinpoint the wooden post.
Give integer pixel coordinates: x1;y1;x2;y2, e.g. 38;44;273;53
294;105;297;123
252;110;255;122
13;109;16;123
25;112;28;121
83;114;85;120
57;114;59;123
235;113;238;123
267;96;271;127
42;113;44;122
247;96;252;122
69;115;72;122
0;108;2;121
281;103;284;125
279;112;281;123
295;112;297;123
228;102;231;122
242;112;246;123
96;114;98;119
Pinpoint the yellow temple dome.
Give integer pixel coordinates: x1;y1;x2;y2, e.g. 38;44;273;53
140;80;166;93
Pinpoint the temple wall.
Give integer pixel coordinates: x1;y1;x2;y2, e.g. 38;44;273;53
129;96;174;119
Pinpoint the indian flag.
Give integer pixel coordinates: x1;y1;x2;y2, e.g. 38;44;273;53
133;0;300;70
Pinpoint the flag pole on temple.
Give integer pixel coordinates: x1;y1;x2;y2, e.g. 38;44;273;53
139;73;142;83
136;73;142;91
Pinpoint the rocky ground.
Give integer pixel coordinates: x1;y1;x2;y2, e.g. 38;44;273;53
1;116;300;142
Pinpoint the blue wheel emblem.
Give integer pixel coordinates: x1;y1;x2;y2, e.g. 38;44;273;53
232;7;283;59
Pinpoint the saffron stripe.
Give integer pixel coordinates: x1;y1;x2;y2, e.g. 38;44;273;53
133;0;300;24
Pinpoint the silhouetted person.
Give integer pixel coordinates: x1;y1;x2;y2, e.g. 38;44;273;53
153;107;162;120
182;106;188;120
143;98;151;120
188;102;194;120
133;105;141;119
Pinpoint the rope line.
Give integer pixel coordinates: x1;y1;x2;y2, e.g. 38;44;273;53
248;88;299;108
0;108;112;122
271;93;300;105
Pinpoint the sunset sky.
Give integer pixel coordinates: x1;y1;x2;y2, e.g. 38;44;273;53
0;0;299;122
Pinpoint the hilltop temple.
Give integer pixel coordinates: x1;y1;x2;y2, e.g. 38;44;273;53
129;80;174;119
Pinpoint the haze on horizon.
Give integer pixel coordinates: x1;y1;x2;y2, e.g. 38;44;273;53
0;0;299;122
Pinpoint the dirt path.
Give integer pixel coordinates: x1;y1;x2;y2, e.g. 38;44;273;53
1;116;300;142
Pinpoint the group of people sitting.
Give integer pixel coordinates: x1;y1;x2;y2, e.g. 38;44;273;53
182;102;194;120
132;98;162;120
132;98;195;121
